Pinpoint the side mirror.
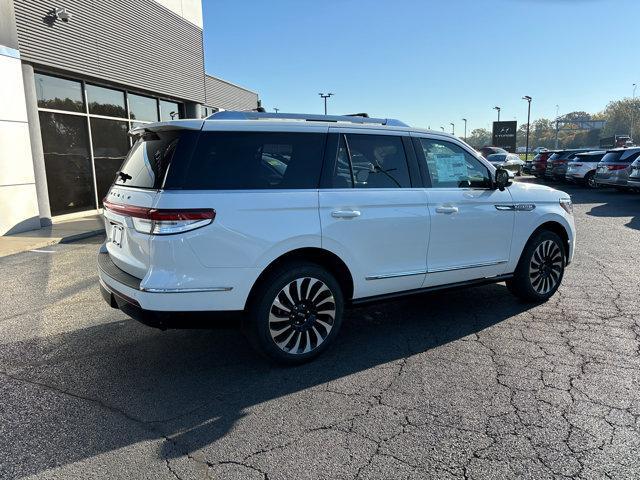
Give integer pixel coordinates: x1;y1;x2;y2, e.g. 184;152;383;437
494;168;511;191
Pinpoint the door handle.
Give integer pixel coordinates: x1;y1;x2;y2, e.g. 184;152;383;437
435;206;458;214
331;210;361;219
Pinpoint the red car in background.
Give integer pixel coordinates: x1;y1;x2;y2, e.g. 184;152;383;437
531;151;555;178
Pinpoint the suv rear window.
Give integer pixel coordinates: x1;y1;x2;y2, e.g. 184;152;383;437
601;151;640;163
170;132;326;190
115;130;186;189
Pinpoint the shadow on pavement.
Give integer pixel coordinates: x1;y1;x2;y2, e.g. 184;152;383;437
1;281;530;478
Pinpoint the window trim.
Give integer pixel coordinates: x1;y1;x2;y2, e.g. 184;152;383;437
411;133;494;190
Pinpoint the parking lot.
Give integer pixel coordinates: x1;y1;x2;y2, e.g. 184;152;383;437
0;178;638;480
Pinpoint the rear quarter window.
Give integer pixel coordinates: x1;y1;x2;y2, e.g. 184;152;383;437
169;132;326;190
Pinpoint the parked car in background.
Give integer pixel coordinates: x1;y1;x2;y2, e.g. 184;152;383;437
627;156;640;190
534;147;548;154
523;158;533;175
97;111;576;363
485;152;525;176
565;151;606;188
595;147;640;190
545;149;593;181
531;151;555;178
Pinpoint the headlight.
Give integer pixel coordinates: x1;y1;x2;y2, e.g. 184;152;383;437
559;197;573;215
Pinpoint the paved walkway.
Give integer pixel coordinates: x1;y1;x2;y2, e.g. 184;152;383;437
0;214;104;257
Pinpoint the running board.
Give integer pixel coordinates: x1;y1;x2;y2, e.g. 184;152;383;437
349;274;514;306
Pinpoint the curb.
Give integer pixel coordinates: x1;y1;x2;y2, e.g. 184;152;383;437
58;228;106;244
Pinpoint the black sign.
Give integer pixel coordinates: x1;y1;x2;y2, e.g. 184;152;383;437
492;121;517;153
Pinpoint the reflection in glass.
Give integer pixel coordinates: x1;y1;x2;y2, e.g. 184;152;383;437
35;73;84;112
90;118;130;202
129;94;158;122
39;111;94;214
159;100;180;121
86;84;126;118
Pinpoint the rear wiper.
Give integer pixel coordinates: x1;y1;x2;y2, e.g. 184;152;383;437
117;171;132;183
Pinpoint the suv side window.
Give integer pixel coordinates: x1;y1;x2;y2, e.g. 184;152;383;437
331;134;411;188
417;138;492;188
173;132;325;190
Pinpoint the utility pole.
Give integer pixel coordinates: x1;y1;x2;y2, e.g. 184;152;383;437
632;83;637;141
555;105;560;149
318;93;333;115
462;118;467;142
522;96;532;161
493;106;501;121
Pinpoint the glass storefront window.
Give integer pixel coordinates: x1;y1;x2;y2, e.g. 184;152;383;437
86;84;126;118
35;73;84;112
90;118;131;203
39;111;94;215
129;94;158;122
159;100;180;121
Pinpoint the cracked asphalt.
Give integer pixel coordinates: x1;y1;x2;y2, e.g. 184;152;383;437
1;178;639;480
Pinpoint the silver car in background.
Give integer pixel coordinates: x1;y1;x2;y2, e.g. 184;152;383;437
565;151;605;188
595;147;640;190
627;156;640;190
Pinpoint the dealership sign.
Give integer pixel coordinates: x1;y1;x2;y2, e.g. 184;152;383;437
492;121;517;153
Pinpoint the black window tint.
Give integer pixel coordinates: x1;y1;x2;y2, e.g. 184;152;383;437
35;73;84;112
91;118;130;201
345;134;411;188
177;132;325;190
39;111;94;215
116;130;182;189
86;84;126;118
419;138;492;188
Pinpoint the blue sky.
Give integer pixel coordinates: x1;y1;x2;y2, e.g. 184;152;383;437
203;0;639;133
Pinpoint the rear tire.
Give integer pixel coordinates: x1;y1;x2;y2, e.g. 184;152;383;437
506;230;565;303
243;262;344;365
585;171;597;189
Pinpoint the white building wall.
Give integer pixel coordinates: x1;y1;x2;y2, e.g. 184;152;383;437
0;47;40;235
154;0;203;28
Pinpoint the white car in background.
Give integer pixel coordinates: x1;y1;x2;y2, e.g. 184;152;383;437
98;112;576;363
565;151;606;188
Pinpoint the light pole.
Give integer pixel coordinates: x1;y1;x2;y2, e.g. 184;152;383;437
522;96;532;161
450;123;455;135
440;126;445;132
555;104;560;149
274;107;279;113
493;106;501;121
462;118;467;142
318;93;333;115
632;83;637;141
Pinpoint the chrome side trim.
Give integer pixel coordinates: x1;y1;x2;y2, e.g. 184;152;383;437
427;260;508;273
141;287;233;293
365;269;428;281
495;204;515;211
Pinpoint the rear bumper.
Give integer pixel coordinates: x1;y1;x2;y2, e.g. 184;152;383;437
595;175;628;187
98;250;248;312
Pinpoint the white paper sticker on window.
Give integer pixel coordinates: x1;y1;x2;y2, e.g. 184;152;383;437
434;154;467;182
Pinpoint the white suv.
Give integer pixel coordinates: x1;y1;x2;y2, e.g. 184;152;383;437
98;112;576;363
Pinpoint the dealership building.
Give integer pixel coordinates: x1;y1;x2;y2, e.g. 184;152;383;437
0;0;259;235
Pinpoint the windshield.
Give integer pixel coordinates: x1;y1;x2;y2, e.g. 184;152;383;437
115;130;182;189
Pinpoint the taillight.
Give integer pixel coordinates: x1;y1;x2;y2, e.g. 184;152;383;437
103;200;215;235
607;165;627;171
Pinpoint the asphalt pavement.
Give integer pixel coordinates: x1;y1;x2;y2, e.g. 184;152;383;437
1;178;639;480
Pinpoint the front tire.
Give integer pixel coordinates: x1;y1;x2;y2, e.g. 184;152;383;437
243;263;344;364
584;171;597;189
506;231;565;302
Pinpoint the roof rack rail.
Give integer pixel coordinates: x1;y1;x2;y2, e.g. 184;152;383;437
206;111;409;127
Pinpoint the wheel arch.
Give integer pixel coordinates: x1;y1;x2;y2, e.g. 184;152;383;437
245;247;355;309
528;221;570;260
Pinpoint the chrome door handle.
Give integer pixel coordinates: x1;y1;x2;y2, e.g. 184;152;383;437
331;210;361;218
435;206;458;214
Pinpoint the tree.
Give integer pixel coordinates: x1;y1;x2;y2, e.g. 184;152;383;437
600;98;640;140
466;128;491;148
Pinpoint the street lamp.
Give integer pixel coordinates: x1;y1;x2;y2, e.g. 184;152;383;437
493;106;501;121
440;126;445;132
450;123;455;135
462;118;467;142
522;96;532;161
318;93;333;115
632;83;637;141
555;104;560;149
274;107;279;113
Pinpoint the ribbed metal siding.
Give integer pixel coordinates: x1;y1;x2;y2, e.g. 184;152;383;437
13;0;205;103
205;75;258;110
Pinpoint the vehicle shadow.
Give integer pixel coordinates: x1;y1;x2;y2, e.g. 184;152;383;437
1;281;531;477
